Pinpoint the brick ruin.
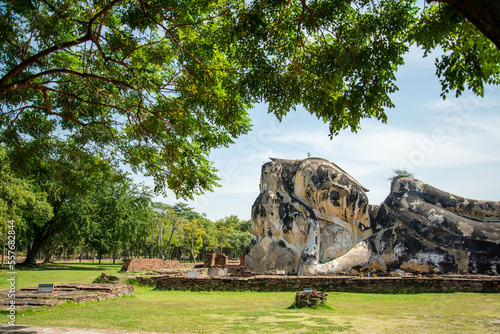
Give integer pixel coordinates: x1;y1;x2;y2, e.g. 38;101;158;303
120;259;181;272
294;289;328;308
203;253;252;277
203;253;228;267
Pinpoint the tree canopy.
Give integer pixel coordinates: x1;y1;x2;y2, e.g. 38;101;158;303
0;0;498;197
426;0;500;50
0;0;254;199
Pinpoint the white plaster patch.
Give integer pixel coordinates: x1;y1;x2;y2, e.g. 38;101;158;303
414;252;446;266
410;199;423;211
428;213;445;225
334;241;371;271
414;180;425;193
393;244;405;258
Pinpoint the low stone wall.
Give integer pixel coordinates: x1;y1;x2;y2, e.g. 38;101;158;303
120;259;180;272
154;276;500;293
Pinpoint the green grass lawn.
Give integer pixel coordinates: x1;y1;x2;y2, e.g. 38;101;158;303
1;263;500;333
0;262;124;290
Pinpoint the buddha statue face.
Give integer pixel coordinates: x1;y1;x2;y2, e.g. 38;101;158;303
246;158;372;274
293;159;371;243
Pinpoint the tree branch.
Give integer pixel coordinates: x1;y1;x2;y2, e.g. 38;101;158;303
43;86;129;114
0;0;127;88
0;34;92;88
427;0;500;50
0;69;135;94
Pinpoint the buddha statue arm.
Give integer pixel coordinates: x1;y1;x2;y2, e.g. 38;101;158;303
391;178;500;222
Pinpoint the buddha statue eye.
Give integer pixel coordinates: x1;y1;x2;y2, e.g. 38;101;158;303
330;189;341;202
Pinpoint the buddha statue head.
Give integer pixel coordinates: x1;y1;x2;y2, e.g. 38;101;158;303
245;158;372;274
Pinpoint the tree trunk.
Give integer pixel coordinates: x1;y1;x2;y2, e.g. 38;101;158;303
429;0;500;49
158;219;163;259
189;236;196;263
43;247;53;263
162;221;177;261
20;221;59;265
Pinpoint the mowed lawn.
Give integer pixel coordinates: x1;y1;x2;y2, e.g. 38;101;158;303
1;263;499;333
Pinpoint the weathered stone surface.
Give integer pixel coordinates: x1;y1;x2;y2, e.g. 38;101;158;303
245;158;500;275
0;283;134;311
370;178;500;275
207;267;228;277
295;289;328;308
93;273;120;284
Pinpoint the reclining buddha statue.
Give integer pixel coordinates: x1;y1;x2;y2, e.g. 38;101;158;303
244;158;500;275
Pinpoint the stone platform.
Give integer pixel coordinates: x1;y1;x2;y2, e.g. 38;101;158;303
0;283;134;311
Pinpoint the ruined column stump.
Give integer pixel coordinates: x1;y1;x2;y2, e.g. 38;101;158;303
294;289;328;308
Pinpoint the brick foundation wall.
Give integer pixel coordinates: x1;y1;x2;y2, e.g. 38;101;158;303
120;259;181;272
154;276;500;293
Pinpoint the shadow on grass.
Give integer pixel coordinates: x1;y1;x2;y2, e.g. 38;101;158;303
287;303;334;310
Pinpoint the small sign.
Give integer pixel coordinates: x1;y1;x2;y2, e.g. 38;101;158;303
303;288;313;293
37;283;55;293
187;272;198;279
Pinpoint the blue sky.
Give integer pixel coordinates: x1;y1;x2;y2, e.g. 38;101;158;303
140;46;500;221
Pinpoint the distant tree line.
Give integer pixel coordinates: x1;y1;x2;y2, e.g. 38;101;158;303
0;143;251;265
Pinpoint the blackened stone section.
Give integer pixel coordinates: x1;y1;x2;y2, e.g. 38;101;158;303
330;190;341;206
280;202;302;233
245;236;258;255
468;252;500;275
369;178;500;274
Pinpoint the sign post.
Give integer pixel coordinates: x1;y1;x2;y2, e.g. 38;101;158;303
37;284;55;293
